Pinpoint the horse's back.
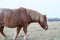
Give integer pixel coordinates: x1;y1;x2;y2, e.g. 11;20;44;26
3;8;31;28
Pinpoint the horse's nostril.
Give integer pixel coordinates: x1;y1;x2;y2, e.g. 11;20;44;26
45;27;48;30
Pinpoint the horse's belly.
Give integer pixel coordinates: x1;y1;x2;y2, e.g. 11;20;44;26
5;23;17;28
6;26;17;28
4;18;17;28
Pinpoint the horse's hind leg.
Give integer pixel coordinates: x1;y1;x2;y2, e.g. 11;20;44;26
0;26;7;39
13;26;22;40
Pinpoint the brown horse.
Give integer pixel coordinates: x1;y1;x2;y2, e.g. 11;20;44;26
0;7;48;40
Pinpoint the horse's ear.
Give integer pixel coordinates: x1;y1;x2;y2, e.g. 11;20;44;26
44;14;46;17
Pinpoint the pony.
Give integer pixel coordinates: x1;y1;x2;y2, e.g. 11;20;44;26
0;7;48;40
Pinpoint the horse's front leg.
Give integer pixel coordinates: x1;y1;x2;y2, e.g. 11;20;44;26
23;23;30;40
0;26;7;40
13;26;22;40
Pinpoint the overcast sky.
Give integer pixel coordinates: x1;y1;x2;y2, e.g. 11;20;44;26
0;0;60;18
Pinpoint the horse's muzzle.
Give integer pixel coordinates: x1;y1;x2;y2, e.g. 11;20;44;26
45;26;48;30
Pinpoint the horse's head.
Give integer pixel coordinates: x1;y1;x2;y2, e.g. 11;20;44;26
39;15;48;30
26;8;48;30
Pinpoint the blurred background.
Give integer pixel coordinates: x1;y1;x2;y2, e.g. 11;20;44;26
0;0;60;19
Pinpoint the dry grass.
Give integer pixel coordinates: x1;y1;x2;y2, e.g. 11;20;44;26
0;21;60;40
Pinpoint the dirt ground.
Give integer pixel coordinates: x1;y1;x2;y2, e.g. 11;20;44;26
0;21;60;40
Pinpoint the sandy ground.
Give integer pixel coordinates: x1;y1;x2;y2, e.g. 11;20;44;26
0;21;60;40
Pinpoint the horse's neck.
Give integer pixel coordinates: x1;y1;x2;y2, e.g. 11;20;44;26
27;9;43;22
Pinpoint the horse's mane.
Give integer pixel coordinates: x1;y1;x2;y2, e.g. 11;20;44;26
26;8;44;22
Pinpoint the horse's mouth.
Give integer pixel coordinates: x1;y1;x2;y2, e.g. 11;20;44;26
45;26;48;30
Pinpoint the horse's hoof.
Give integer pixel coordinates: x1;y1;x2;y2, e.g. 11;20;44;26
27;39;30;40
24;38;30;40
3;38;7;40
21;35;24;37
